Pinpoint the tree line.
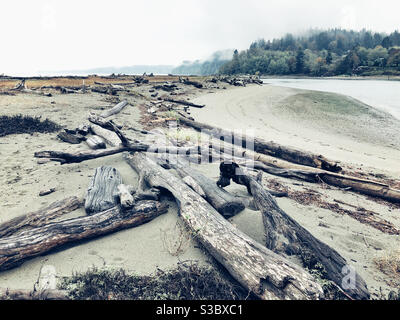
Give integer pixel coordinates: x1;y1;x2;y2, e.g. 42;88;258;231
218;29;400;76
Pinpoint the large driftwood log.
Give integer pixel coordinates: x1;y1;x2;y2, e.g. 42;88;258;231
0;196;83;238
100;101;129;118
90;123;122;147
217;162;370;300
179;117;341;172
34;146;136;164
85;166;122;215
91;86;117;95
0;200;168;271
34;144;204;165
125;152;323;300
174;165;245;217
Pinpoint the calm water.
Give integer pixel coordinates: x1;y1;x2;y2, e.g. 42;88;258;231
262;78;400;120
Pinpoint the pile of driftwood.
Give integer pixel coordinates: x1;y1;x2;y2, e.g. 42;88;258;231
207;75;263;86
5;99;392;300
4;88;400;299
4;75;240;100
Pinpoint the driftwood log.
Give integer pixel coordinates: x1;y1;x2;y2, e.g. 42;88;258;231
12;79;26;91
0;200;168;271
163;98;205;108
0;196;83;238
174;165;245;217
90;123;122;147
217;162;370;300
57;131;86;144
33;144;204;165
85;166;122;215
125;152;324;300
34;146;137;164
100;101;129;118
87;114;130;146
182;176;206;197
179;117;341;172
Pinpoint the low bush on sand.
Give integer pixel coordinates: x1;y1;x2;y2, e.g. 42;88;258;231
0;114;61;137
58;261;251;300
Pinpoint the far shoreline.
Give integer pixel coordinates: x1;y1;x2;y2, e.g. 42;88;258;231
260;74;400;81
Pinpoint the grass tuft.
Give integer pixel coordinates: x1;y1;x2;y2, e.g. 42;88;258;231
374;249;400;280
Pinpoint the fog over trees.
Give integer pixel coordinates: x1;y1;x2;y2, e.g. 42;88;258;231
217;29;400;76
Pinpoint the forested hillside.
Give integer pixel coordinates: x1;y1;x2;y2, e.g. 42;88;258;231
219;29;400;76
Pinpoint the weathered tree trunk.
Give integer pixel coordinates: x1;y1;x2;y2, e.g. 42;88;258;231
85;166;122;215
217;161;370;300
90;123;122;147
179;117;341;172
182;175;206;197
34;144;203;165
174;165;245;217
34;146;135;164
0;196;83;238
100;101;129;118
125;152;324;300
0;200;168;271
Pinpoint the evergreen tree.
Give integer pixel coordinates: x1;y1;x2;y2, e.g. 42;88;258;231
326;51;333;64
382;36;392;49
295;47;305;73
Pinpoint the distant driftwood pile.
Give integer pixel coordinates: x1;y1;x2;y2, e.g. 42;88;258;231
4;75;398;300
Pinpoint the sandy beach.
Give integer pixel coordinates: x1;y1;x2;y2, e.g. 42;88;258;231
0;79;399;299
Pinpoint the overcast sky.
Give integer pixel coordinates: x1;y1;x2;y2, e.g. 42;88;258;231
1;0;399;75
